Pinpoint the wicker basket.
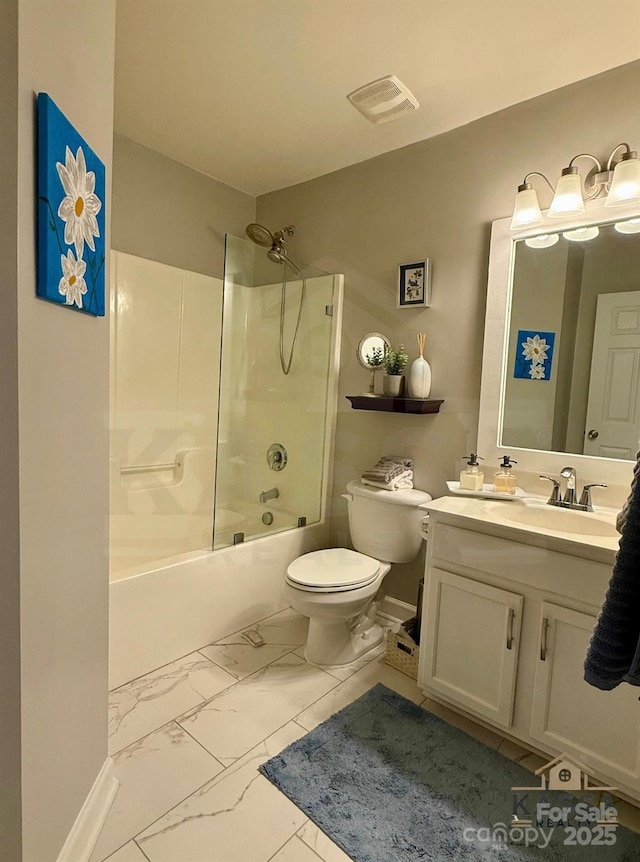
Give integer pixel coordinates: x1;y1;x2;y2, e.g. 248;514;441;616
385;621;419;679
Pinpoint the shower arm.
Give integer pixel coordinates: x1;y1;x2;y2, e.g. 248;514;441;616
272;225;295;241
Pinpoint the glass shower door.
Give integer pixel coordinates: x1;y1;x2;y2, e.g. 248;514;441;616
213;233;338;549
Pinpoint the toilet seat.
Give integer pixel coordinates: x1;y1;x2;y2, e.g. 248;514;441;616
286;548;381;592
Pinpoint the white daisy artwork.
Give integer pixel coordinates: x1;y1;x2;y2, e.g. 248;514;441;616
514;330;555;380
37;93;106;316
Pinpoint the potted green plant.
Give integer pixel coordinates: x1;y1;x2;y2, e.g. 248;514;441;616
382;344;409;396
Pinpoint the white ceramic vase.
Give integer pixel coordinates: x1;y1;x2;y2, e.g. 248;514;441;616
382;374;404;397
408;356;432;398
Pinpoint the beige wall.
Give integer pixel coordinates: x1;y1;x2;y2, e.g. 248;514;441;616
257;60;640;602
15;2;116;860
112;134;255;277
0;2;22;857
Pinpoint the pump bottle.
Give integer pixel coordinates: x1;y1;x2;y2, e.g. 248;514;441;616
459;454;485;491
493;455;518;495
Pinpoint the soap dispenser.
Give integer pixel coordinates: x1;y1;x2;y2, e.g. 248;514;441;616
493;456;518;495
459;454;485;492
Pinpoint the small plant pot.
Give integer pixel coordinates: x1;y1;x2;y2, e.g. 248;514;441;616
382;374;404;397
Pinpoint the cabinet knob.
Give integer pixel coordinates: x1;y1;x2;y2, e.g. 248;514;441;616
587;429;599;440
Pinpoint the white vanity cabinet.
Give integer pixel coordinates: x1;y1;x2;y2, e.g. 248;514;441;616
422;568;522;728
530;602;640;791
418;502;640;800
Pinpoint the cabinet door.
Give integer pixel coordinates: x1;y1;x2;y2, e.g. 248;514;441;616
421;568;523;728
531;602;640;790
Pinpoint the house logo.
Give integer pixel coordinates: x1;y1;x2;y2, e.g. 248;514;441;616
511;753;617;825
515;753;615;798
463;754;619;850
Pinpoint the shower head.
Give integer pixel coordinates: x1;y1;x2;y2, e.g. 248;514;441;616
246;223;296;247
245;222;304;277
245;223;274;247
267;248;284;264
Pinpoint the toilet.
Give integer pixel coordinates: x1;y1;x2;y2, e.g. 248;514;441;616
283;479;431;667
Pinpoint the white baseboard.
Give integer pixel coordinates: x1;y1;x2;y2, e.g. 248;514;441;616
57;757;119;862
378;595;416;625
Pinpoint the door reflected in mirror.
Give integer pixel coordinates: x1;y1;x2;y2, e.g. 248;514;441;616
501;219;640;460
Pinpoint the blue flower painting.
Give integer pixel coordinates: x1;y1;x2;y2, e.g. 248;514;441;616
513;330;555;380
37;93;105;316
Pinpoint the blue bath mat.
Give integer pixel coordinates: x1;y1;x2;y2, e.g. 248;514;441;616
260;683;640;861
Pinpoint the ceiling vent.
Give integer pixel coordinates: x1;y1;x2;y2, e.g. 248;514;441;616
347;75;419;124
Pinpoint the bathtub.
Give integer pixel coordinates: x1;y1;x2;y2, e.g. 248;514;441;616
109;519;328;689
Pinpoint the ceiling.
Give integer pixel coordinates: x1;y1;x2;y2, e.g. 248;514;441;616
115;0;640;197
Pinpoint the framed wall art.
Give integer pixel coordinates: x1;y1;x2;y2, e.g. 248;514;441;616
398;260;431;309
37;93;106;316
513;330;555;380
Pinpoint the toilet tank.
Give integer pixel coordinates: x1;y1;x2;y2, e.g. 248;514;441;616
345;480;432;563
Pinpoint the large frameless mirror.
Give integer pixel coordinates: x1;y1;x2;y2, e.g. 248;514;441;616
501;219;640;460
478;197;640;490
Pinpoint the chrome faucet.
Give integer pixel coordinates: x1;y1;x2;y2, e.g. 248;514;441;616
540;468;607;512
259;487;279;504
560;466;577;506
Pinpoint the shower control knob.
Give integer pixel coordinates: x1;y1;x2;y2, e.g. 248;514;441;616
587;429;599;440
267;443;288;471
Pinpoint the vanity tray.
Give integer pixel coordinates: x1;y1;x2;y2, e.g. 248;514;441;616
446;481;527;501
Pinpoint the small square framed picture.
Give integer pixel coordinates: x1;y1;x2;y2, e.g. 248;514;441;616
397;260;431;308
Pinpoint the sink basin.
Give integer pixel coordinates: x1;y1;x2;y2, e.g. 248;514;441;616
484;502;619;538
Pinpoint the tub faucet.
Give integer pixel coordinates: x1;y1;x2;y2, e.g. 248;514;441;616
259;487;279;504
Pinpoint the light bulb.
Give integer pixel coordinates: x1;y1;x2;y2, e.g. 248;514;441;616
562;226;600;242
524;234;559;249
548;167;585;218
510;184;544;230
614;218;640;234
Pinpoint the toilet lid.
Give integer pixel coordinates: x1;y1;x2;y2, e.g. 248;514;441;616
286;548;380;590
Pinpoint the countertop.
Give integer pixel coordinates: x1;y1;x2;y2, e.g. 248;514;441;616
419;495;620;560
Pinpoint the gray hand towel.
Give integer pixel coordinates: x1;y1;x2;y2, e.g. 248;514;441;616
362;459;406;483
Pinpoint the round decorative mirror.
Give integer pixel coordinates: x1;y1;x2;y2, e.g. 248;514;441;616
356;333;390;369
356;332;390;394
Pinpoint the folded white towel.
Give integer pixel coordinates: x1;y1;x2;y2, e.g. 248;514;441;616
361;470;414;492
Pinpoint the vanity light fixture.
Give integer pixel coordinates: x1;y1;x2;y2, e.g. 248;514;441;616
615;217;640;235
510;172;551;230
548;166;586;218
605;146;640;207
524;233;559;249
510;143;640;231
562;226;600;242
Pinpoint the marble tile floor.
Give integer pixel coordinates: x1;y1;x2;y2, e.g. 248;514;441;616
94;607;640;862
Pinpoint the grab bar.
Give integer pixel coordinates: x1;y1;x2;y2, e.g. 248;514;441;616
120;460;182;475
